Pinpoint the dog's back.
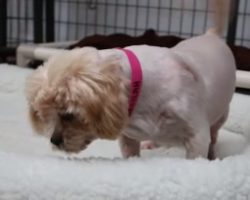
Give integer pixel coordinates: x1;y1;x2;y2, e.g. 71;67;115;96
172;31;236;124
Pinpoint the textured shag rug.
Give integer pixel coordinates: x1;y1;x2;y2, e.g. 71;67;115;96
0;64;250;200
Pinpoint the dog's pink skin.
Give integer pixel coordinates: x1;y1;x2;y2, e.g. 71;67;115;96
27;31;235;159
102;31;235;159
141;141;159;150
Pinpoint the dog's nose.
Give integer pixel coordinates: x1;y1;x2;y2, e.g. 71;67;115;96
50;133;63;146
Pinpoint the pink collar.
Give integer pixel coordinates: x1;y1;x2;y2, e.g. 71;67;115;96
119;48;143;116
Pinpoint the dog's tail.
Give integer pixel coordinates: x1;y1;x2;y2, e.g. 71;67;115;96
206;0;230;36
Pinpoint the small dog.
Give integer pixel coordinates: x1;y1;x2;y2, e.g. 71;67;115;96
26;28;236;159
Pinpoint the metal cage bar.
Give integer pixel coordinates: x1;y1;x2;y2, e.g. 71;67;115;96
45;0;55;42
33;0;44;43
0;0;7;47
227;0;240;45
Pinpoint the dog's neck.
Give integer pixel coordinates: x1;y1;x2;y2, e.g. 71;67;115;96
118;48;142;116
99;49;132;77
99;48;142;116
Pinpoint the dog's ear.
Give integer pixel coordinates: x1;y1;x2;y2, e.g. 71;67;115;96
94;59;128;140
95;101;128;140
67;55;128;140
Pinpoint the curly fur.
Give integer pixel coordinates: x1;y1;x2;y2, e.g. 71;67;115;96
26;48;129;152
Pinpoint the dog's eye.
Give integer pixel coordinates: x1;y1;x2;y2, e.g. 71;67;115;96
59;113;75;121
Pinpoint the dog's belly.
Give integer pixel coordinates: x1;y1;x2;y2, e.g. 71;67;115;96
123;113;193;145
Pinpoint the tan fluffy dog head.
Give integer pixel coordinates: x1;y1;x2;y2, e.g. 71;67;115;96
26;47;129;153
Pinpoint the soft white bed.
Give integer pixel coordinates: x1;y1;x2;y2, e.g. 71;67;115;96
0;64;250;200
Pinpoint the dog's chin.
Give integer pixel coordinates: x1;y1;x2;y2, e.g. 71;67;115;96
51;143;89;154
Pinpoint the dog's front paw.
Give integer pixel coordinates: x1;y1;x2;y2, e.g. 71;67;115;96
121;145;139;158
119;135;140;158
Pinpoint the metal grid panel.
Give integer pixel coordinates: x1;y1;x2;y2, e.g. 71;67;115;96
54;0;217;41
2;0;250;48
236;0;250;47
6;0;34;47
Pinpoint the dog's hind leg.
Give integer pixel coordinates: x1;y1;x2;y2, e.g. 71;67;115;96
208;109;229;160
185;118;211;159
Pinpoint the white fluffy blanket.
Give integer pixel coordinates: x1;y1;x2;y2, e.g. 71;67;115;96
0;64;250;200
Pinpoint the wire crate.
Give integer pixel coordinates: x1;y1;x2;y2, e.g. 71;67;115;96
0;0;249;63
